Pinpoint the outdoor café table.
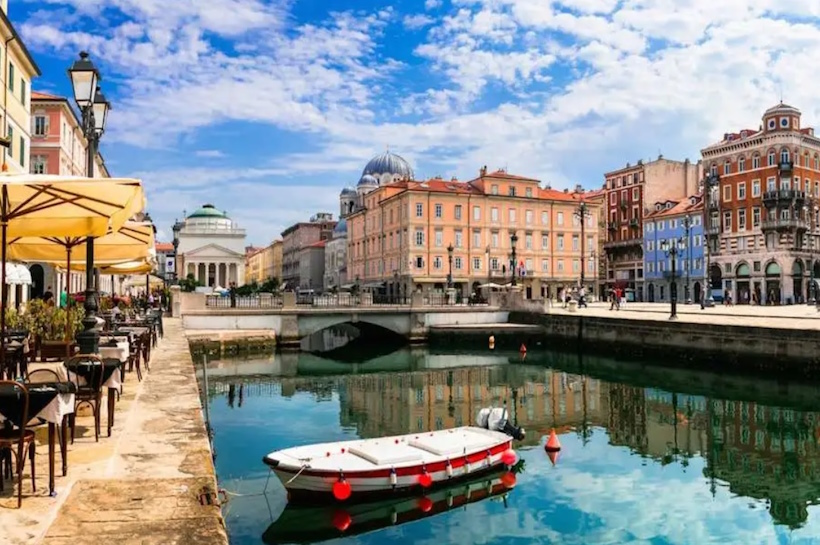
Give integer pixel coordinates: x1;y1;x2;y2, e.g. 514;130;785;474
67;359;123;437
98;339;129;382
0;380;77;495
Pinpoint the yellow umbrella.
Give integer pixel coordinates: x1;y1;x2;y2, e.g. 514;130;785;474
100;260;155;275
0;173;144;351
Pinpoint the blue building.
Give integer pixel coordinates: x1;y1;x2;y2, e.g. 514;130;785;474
643;195;705;303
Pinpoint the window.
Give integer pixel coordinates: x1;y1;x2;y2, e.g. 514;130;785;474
609;192;616;205
572;234;579;251
508;208;516;223
490;257;499;270
31;155;46;174
491;231;499;247
525;210;533;224
572;214;580;227
508;186;516;197
454;230;463;248
433;256;442;269
6;125;12;160
670;219;677;229
491;185;498;195
473;206;480;220
557;234;564;250
752;154;760;169
723;161;731;175
491;207;499;222
541;211;548;224
723;185;731;202
738;182;746;200
7;63;13;92
557;260;564;272
768;151;776;166
723;211;732;231
781;149;790;164
454;205;462;220
572;260;580;272
541;234;549;249
525;258;533;272
632;187;639;200
767;177;776;192
557;212;564;225
435;203;442;218
473;257;481;270
34;115;47;136
454;257;462;270
587;236;594;251
752;179;760;197
415;229;424;246
416;203;423;217
541;259;549;271
525;233;533;249
738;208;746;231
781;117;789;128
19;137;23;168
525;187;532;198
435;229;443;247
415;256;424;268
473;230;481;247
753;207;761;227
738;156;745;172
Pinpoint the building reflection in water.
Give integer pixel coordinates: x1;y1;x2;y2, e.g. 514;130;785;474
205;352;820;530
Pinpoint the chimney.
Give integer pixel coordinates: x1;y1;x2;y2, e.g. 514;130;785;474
563;188;568;193
575;183;583;193
480;165;487;177
723;133;729;141
451;176;457;181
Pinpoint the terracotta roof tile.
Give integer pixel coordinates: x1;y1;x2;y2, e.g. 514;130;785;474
307;240;327;248
645;195;703;219
31;90;64;101
154;242;174;252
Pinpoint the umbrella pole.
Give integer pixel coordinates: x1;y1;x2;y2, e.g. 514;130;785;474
0;220;7;374
65;246;71;340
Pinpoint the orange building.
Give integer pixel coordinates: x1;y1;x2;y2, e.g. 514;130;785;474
700;103;820;305
346;167;603;300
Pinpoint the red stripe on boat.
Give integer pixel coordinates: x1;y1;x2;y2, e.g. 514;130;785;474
273;441;512;478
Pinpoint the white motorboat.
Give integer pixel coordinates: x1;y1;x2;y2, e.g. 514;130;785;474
263;407;525;502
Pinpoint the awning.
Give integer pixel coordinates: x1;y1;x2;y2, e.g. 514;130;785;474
5;263;31;285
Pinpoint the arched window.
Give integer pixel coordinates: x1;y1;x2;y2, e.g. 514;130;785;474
752;154;761;169
814;154;819;170
738;156;746;172
724;160;731;175
768;151;776;166
780;149;791;164
710;163;717;176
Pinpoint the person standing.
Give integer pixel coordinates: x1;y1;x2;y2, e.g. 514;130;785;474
59;287;68;308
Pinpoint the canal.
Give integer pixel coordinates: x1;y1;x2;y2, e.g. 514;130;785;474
196;345;820;545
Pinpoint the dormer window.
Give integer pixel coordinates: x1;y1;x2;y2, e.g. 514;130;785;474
655;203;661;211
666;202;672;210
768;119;776;130
781;117;789;128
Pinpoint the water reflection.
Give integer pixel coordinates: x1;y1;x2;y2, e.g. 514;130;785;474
200;348;820;544
300;324;407;361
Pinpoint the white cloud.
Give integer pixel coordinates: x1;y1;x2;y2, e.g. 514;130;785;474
194;150;225;158
425;0;443;9
404;14;436;29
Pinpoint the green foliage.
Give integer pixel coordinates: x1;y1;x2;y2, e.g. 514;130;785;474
234;277;280;296
180;273;202;293
22;298;84;341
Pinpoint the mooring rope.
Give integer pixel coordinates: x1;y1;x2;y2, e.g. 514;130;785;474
285;464;309;484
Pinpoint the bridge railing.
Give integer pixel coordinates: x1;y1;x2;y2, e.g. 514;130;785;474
205;294;284;308
297;294;412;307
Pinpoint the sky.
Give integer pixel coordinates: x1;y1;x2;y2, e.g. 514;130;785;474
13;0;820;244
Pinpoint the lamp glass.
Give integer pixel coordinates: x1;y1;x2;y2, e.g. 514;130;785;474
69;53;98;108
92;89;110;133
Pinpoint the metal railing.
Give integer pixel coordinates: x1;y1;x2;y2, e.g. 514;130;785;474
205;294;283;308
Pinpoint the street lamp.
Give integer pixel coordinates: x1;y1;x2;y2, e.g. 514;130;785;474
69;51;109;355
447;243;454;289
509;232;518;286
682;215;692;304
574;201;591;289
661;237;684;320
703;172;720;306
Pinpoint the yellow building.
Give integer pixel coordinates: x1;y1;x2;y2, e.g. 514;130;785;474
0;0;40;173
245;240;283;285
346;167;603;300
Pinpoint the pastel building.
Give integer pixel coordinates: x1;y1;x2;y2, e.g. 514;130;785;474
346;166;603;300
642;195;705;303
175;204;247;288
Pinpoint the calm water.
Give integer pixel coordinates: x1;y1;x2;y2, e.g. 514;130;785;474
198;346;820;545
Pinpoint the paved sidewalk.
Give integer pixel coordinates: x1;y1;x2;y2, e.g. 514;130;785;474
546;301;820;330
0;319;227;545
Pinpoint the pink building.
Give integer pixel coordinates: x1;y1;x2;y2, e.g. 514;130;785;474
29;90;108;177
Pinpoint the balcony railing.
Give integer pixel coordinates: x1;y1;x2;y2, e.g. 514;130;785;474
761;218;809;231
604;238;642;249
763;189;806;205
629;219;639;228
779;160;794;173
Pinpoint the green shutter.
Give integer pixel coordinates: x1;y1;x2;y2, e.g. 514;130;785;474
19;137;24;167
20;79;25;105
6;125;12;160
8;63;13;92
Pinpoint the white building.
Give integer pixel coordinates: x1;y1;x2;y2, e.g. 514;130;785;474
175;204;247;288
324;219;347;291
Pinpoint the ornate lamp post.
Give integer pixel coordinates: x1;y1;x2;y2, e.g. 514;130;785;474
682;215;692;304
510;232;518;286
69;52;110;355
703;173;720;306
574;201;590;289
446;243;454;289
662;237;684;320
806;203;818;305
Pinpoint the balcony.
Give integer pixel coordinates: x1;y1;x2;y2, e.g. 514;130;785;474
761;218;809;232
708;199;719;209
779;160;794;173
704;225;720;236
629;218;639;229
604;237;642;250
608;221;617;231
762;189;806;206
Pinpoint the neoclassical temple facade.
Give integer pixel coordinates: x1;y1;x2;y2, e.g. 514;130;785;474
175;204;247;288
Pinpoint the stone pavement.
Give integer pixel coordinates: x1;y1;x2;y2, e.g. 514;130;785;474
0;318;228;545
547;300;820;330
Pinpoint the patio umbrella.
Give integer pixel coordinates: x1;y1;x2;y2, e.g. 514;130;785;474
0;173;145;359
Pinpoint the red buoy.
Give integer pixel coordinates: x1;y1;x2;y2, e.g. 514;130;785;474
332;510;352;532
519;343;527;354
332;479;352;501
500;471;517;488
501;449;517;466
547;450;560;466
545;429;561;452
418;496;433;512
418;472;433;488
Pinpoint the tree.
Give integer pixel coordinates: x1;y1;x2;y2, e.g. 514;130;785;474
180;274;202;293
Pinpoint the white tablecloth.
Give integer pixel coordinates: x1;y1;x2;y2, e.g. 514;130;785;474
99;342;129;363
29;361;122;391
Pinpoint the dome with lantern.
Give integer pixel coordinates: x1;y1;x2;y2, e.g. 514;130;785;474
185;204;234;230
361;151;414;185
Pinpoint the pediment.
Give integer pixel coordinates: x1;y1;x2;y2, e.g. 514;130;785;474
183;243;242;259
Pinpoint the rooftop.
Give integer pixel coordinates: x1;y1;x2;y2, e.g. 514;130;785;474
645;195;703;219
155;242;174;252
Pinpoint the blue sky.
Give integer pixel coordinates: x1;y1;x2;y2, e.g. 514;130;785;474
13;0;820;243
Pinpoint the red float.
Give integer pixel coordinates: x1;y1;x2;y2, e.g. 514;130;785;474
418;472;433;488
332;479;352;501
547;450;560;466
501;449;516;466
332;510;352;532
500;472;517;488
418;496;433;512
545;429;561;452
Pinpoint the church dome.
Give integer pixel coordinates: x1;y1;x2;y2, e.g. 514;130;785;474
362;151;414;180
340;186;356;196
333;218;347;237
185;204;233;229
357;174;378;187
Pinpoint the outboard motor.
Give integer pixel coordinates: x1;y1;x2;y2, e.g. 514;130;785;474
476;407;526;441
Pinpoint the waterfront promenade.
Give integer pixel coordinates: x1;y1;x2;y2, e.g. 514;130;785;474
0;319;227;545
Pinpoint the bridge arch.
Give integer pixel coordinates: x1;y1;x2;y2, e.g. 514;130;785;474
297;312;413;339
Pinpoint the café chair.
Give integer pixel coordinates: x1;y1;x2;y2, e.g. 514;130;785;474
64;355;105;443
0;380;36;508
